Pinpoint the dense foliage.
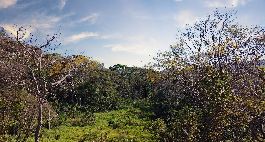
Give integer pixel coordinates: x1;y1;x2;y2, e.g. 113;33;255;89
151;10;265;141
0;11;264;142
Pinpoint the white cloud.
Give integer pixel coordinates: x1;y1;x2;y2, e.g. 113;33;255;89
99;33;123;40
30;16;61;30
204;0;250;8
0;14;62;32
0;0;17;9
1;24;33;39
104;37;160;55
174;10;198;28
104;44;143;54
65;32;125;44
0;12;73;41
67;13;99;26
173;0;250;8
65;32;162;57
78;13;99;24
59;0;67;10
65;32;99;43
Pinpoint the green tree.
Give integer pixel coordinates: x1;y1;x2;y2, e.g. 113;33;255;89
110;64;153;100
152;10;265;141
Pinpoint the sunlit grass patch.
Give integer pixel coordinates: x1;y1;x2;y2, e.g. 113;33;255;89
28;108;155;142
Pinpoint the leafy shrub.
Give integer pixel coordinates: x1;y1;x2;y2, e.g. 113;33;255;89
69;113;95;127
0;89;57;141
145;118;167;141
151;10;265;141
79;132;108;142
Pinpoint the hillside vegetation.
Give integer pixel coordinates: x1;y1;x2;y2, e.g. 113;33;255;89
1;11;265;142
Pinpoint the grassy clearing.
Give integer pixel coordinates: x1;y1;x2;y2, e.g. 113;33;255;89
26;107;156;142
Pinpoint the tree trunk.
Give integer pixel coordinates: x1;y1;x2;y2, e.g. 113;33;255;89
48;109;51;130
35;102;43;142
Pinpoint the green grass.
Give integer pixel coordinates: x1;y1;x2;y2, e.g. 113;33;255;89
27;108;156;142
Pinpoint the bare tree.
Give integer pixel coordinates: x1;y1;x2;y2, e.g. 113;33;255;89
0;26;78;142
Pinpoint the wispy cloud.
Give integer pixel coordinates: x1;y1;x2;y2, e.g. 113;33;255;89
104;44;148;55
104;37;160;55
1;16;61;40
65;32;99;43
30;15;61;30
66;33;163;55
0;0;17;9
204;0;250;8
0;12;73;40
99;33;123;40
174;10;198;28
66;13;99;27
59;0;67;10
173;0;250;8
78;13;99;24
64;32;123;44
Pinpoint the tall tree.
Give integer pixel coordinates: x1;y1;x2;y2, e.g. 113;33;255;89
0;27;79;142
152;10;265;141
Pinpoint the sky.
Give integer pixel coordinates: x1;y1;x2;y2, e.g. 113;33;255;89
0;0;264;67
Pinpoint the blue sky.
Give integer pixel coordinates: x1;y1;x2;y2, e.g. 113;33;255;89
0;0;264;67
